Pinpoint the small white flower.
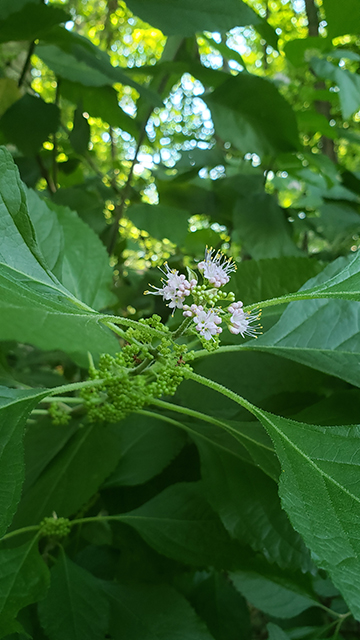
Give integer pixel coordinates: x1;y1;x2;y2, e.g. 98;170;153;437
228;301;261;338
190;305;222;341
146;263;194;310
198;247;236;288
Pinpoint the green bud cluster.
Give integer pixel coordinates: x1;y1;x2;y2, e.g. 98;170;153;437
48;402;71;426
81;317;193;424
39;516;71;539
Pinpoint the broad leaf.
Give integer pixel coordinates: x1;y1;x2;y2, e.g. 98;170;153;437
198;445;312;572
230;558;319;619
323;0;360;38
127;203;190;246
232;192;302;259
104;581;215;640
0;1;69;43
0;95;60;156
37;27;163;106
311;58;360;120
252;405;360;621
69;107;90;155
125;0;276;46
187;571;251;640
0;146;117;362
251;257;360;386
0;538;50;639
0;387;48;537
103;413;185;487
12;422;123;528
118;482;247;569
60;81;138;137
204;74;299;157
27;189;116;310
38;551;109;640
267;624;291;640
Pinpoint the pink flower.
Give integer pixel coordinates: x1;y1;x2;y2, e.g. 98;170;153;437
187;305;222;341
146;263;195;310
228;301;260;338
198;247;236;287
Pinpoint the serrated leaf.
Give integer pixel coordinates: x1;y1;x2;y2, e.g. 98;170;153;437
118;482;247;568
12;422;123;528
230;557;319;619
0;387;49;537
250;257;360;386
27;188;116;310
251;404;360;621
198;445;312;572
0;538;50;639
0;146;117;362
38;551;109;640
104;581;216;640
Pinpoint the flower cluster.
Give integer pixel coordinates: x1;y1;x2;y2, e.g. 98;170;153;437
147;247;261;346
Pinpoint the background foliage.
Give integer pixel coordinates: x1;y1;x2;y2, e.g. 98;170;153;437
2;0;360;638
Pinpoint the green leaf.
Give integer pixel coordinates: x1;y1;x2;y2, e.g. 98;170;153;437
12;422;123;528
0;78;21;118
311;58;360;120
69;107;90;155
0;538;50;639
230;558;319;619
284;36;331;67
0;95;60;156
118;482;247;568
0;387;49;537
38;551;109;640
323;0;360;38
232;257;324;306
27;188;116;310
251;405;360;620
103;413;185;487
267;623;291;640
37;27;163;106
104;581;215;640
0;146;117;361
0;2;69;43
60;81;138;137
197;444;312;572
204;74;299;157
250;257;360;386
183;414;279;481
125;0;276;43
232;192;302;259
187;571;251;640
127;203;190;245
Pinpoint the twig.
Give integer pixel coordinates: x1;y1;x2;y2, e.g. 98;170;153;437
18;41;36;88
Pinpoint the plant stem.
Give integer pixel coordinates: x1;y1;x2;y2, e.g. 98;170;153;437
185;370;257;416
48;378;106;396
41;397;84;404
0;525;40;543
18;41;36;87
102;315;168;338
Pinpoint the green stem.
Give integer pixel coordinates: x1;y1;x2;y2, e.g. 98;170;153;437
47;378;107;396
243;289;332;314
185;370;257;416
41;397;84;404
171;317;192;340
149;400;275;462
102;315;167;339
31;409;48;415
191;344;249;360
0;525;40;543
